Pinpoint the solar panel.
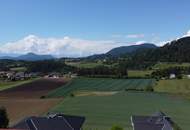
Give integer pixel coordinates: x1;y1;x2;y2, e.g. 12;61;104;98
26;119;36;130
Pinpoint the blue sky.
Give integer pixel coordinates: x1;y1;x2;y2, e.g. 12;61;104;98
0;0;190;57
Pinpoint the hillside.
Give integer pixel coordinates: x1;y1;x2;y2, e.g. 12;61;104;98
106;43;157;57
0;53;54;61
132;37;190;62
86;43;157;60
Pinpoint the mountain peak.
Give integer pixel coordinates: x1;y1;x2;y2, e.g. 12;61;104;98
106;43;157;57
26;52;37;55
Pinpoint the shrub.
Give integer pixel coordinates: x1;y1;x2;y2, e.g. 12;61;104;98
111;125;123;130
40;96;46;99
145;85;154;92
70;93;75;97
0;106;9;128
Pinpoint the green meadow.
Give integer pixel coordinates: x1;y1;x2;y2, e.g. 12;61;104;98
47;77;156;97
50;92;190;130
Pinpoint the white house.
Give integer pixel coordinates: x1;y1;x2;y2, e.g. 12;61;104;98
187;74;190;79
169;74;176;79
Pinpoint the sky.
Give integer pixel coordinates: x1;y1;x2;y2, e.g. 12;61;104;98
0;0;190;57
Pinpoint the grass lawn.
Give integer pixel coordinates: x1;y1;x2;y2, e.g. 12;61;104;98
10;67;27;72
128;70;153;77
155;79;190;99
66;61;103;68
47;77;156;97
66;61;116;68
50;92;190;130
0;78;38;91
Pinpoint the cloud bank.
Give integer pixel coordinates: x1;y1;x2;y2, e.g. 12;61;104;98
0;35;124;57
126;34;145;38
157;30;190;46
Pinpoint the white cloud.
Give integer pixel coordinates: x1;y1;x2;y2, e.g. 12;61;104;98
135;41;147;45
126;34;145;38
157;40;172;47
156;30;190;47
0;35;124;57
182;30;190;38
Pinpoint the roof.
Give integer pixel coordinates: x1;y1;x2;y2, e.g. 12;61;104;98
133;123;164;130
12;114;85;130
0;128;21;130
152;111;166;117
0;129;22;130
132;116;164;125
131;112;173;130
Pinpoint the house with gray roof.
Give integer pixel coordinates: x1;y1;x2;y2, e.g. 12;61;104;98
131;111;174;130
12;113;85;130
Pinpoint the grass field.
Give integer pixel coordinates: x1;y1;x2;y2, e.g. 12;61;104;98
50;92;190;130
47;77;156;97
66;61;117;68
10;67;27;72
155;79;190;99
66;61;103;68
0;78;38;91
128;70;153;77
153;62;190;69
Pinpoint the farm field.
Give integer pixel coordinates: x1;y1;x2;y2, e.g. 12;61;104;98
0;78;67;98
47;77;156;97
152;62;190;69
0;78;38;91
10;67;27;72
0;78;67;126
66;61;116;68
155;79;190;99
50;92;190;130
66;61;103;68
0;98;61;126
128;70;153;77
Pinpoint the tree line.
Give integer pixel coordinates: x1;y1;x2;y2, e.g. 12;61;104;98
151;66;190;79
77;61;128;78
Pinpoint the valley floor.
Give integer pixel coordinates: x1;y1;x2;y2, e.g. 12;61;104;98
1;77;190;130
50;92;190;130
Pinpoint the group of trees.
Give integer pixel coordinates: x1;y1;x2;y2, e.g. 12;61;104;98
0;59;27;71
151;66;190;79
127;37;190;64
26;60;76;73
0;107;9;128
77;63;128;78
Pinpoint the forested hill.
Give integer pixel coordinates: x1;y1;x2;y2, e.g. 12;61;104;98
86;43;157;60
106;43;157;57
131;37;190;63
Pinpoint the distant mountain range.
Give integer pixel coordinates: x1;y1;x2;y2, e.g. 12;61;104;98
0;53;54;61
86;43;157;60
1;35;190;62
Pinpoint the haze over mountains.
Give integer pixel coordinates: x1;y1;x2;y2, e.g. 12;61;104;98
0;31;190;61
0;53;54;61
0;30;189;58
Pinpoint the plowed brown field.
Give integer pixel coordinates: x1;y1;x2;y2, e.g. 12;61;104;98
0;98;61;126
0;78;67;126
0;78;67;98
